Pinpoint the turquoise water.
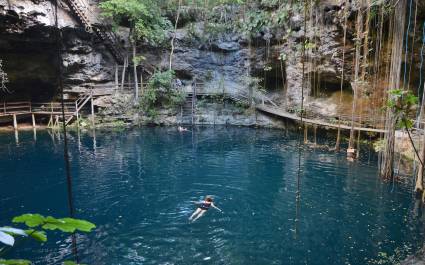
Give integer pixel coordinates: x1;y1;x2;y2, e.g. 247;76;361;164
0;127;424;264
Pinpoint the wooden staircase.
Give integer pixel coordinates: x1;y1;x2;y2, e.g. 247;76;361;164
64;0;125;64
180;94;195;125
65;92;93;125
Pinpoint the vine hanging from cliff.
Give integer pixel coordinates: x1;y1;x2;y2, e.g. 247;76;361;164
0;59;10;93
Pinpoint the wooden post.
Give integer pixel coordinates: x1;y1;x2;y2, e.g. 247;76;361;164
91;93;95;127
304;124;308;144
3;102;6;114
133;44;139;102
249;85;253;107
75;101;79;120
416;131;425;199
127;66;131;90
13;114;18;130
121;57;127;90
192;82;196;125
115;63;119;90
14;129;19;145
48;115;52;128
32;114;36;128
140;71;144;96
314;125;317;147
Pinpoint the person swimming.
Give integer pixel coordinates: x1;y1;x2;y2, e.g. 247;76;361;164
189;196;222;222
178;126;188;132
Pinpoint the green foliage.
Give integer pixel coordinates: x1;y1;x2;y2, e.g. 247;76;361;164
12;214;95;233
141;70;174;113
386;89;418;129
140;86;158;113
168;90;186;108
304;41;316;50
1;214;95;265
63;261;87;265
239;10;270;37
99;0;171;45
235;100;250;110
272;8;289;26
211;93;226;104
140;70;185;117
24;230;46;242
0;259;31;265
0;59;9;93
132;55;146;66
147;70;175;92
260;0;279;8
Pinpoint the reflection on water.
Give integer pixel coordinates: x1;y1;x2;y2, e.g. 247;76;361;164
0;127;424;265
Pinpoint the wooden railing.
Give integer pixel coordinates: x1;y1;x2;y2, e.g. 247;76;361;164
2;101;31;114
93;82;148;91
189;83;386;130
1;101;76;115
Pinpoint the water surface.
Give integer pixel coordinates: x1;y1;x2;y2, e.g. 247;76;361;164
0;127;423;265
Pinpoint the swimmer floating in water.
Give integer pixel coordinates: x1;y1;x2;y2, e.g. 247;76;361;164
189;196;222;222
178;126;188;132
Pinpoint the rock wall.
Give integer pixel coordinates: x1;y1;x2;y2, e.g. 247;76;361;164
0;0;115;100
1;0;425;127
139;1;354;118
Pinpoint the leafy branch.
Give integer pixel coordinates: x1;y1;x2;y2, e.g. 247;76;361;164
0;214;95;265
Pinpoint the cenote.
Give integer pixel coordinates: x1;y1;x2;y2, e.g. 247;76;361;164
0;127;423;265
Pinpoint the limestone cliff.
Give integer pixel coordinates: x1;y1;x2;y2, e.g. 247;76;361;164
0;0;115;101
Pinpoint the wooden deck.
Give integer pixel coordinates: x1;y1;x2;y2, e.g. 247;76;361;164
1;92;94;129
256;105;387;133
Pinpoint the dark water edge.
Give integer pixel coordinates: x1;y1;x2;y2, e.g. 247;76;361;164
0;126;423;265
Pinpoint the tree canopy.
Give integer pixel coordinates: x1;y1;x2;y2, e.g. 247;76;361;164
100;0;171;45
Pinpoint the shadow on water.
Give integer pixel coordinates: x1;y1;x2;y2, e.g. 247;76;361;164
0;126;424;264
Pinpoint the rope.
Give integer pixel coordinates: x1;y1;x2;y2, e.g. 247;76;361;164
54;0;79;262
335;1;348;151
294;0;308;238
419;22;425;99
403;0;413;88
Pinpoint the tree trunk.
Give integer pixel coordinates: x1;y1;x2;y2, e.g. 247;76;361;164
140;71;144;96
416;131;425;198
380;0;407;179
349;6;364;150
133;43;139;103
169;0;182;71
121;56;127;90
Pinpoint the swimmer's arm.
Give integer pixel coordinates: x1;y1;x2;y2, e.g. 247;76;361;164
211;203;222;212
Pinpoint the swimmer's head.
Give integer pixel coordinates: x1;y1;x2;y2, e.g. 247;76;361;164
205;196;213;202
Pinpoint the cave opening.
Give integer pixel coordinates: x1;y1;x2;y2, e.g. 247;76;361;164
310;72;352;98
251;61;286;92
0;30;60;102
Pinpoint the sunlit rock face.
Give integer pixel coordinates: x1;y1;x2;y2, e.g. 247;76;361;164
0;0;114;100
137;1;354;117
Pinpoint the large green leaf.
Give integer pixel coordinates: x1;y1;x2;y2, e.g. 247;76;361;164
42;217;95;233
63;261;87;265
58;218;95;233
24;230;47;242
12;214;45;228
0;259;31;265
12;214;95;233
